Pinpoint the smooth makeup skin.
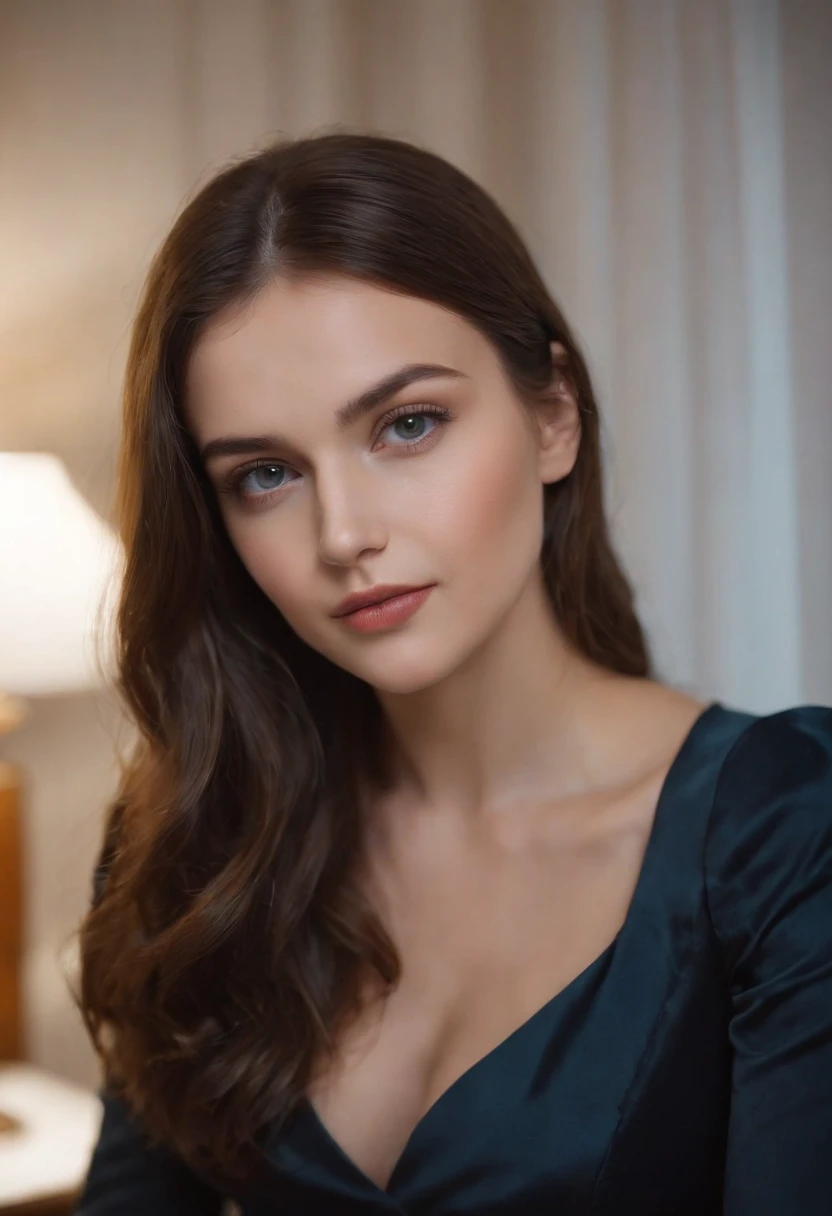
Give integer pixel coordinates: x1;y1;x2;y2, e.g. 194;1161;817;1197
185;271;704;812
186;275;574;691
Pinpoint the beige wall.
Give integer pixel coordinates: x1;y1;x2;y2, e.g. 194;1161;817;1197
4;691;134;1087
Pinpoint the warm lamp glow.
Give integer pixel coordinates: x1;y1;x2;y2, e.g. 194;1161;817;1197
0;452;123;698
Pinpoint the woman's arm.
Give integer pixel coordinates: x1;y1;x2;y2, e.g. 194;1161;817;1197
74;1083;226;1215
705;705;832;1211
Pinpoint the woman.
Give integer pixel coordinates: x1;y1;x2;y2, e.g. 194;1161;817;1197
74;132;832;1214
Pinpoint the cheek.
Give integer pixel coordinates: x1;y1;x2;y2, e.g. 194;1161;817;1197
220;411;541;644
226;521;310;617
431;419;541;561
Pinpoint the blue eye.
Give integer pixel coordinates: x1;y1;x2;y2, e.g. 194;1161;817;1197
219;403;453;508
242;464;288;492
383;411;439;444
222;461;296;503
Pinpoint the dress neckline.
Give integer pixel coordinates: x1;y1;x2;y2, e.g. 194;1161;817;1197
301;699;724;1198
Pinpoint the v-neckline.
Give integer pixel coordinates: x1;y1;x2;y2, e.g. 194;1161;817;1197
301;700;723;1198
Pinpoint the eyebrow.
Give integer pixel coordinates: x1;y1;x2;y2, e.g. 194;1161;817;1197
199;362;467;464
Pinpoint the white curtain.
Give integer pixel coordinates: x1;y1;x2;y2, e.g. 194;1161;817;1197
1;0;830;1087
2;0;829;714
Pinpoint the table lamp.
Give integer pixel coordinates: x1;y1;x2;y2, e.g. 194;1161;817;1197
0;450;123;1063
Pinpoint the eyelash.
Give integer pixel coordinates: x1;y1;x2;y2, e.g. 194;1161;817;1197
218;403;454;507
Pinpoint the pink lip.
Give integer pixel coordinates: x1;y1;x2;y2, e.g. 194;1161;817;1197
337;585;435;632
333;583;433;617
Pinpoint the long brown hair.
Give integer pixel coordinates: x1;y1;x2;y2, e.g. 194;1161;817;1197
74;130;653;1187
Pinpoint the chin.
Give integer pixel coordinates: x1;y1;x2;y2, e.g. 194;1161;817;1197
350;653;454;696
366;669;447;696
323;631;461;694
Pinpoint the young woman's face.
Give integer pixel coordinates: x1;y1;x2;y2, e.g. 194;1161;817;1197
185;274;578;694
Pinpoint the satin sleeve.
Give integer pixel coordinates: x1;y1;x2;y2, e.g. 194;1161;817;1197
704;705;832;1213
73;1082;226;1215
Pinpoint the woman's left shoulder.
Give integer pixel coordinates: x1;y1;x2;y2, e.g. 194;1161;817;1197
704;702;832;967
712;701;832;805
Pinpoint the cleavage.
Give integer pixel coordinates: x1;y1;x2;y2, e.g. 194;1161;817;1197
305;762;665;1192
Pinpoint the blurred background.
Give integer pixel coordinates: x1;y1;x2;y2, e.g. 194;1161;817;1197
0;0;830;1192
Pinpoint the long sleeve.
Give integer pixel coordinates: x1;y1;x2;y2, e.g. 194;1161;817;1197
74;1083;226;1215
704;704;832;1212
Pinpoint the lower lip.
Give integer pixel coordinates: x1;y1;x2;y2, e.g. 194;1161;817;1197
337;586;435;632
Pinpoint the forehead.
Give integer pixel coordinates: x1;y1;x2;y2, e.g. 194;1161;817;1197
184;275;493;437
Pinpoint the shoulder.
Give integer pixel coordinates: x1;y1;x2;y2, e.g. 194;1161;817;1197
704;703;832;973
706;703;832;855
712;703;832;800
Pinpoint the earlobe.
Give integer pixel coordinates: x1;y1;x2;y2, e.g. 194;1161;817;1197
538;429;579;486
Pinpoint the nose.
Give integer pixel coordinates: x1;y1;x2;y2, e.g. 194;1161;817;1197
315;461;387;567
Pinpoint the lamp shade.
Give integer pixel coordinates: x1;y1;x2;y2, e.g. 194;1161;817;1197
0;452;124;697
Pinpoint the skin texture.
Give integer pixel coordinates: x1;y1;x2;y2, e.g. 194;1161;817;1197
185;273;708;1191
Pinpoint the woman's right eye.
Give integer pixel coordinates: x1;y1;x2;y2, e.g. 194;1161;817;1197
220;461;297;506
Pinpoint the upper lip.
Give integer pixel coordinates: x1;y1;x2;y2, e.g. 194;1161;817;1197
332;583;433;617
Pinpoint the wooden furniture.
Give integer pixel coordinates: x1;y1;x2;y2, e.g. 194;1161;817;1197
0;756;103;1214
0;760;22;1059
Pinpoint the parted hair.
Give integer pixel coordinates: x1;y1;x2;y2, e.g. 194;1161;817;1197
74;130;653;1188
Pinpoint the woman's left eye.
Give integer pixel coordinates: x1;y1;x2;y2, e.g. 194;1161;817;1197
377;405;452;448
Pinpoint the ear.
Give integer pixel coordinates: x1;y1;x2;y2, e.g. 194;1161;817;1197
534;341;582;485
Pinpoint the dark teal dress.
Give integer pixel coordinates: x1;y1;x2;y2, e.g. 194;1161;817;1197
75;702;832;1214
